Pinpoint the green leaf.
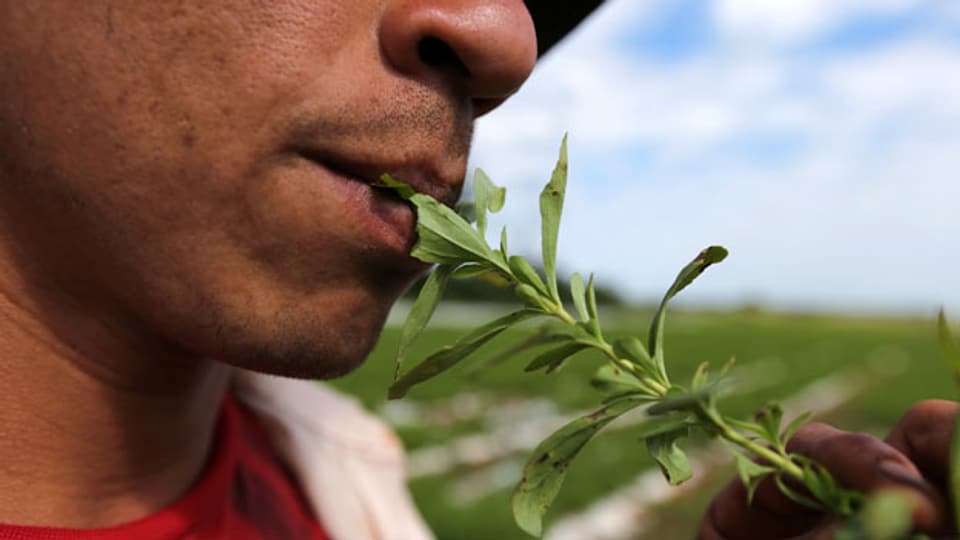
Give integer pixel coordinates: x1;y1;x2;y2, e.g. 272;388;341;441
648;246;728;380
782;411;814;442
389;309;540;399
500;226;509;261
755;402;785;451
691;362;710;392
450;264;491;280
646;388;710;416
585;273;601;337
395;264;456;379
612;336;660;380
374;174;416;199
510;255;549;297
570;273;588;322
726;416;774;441
409;193;501;269
646;428;693;485
590;364;645;394
539;135;568;303
718;356;736;379
466;326;574;375
513;397;645;537
473;168;505;237
633;414;697;440
938;309;960;381
792;455;864;515
733;453;775;504
516;283;551;312
774;473;823;511
524;343;589;373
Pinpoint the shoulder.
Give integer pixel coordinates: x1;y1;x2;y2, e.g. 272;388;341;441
231;370;434;540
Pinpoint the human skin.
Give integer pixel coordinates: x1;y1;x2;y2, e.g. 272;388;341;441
0;0;535;527
700;400;959;539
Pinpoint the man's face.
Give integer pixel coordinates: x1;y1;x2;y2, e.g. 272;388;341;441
0;2;536;378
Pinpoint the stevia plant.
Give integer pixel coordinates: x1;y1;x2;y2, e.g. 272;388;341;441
376;136;944;540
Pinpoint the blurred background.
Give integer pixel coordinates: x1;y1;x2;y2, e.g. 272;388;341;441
333;1;960;538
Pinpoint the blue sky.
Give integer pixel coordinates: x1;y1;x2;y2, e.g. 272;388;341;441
469;0;960;314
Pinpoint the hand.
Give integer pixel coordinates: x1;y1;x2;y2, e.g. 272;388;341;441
698;400;959;539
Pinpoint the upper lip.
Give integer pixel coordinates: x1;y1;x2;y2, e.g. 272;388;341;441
295;147;463;207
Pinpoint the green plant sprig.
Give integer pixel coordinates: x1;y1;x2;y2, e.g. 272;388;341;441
377;136;924;539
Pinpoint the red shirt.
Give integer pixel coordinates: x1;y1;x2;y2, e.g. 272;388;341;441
0;396;329;540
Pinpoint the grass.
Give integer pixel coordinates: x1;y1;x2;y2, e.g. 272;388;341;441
329;307;952;540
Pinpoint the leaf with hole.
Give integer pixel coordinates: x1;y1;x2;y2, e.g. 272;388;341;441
513;397;645;537
646;428;693;485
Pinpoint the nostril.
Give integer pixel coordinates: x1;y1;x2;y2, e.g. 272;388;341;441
417;36;471;78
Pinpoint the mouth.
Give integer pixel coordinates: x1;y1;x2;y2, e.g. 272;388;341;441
295;147;461;207
291;146;463;258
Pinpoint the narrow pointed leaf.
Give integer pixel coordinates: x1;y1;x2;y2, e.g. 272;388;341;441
692;362;710;392
646;428;693;485
466;326;574;374
473;168;505;237
726;417;774;441
585;273;600;337
734;453;776;504
782;411;814;442
570;273;588;322
646;388;711;416
539;135;568;302
510;255;549;297
648;246;728;378
513;397;645;537
500;226;509;261
633;414;697;440
524;342;589;373
756;402;785;450
395;264;456;379
389;309;539;399
938;309;960;380
450;264;491;280
590;364;645;394
774;473;823;511
612;336;659;379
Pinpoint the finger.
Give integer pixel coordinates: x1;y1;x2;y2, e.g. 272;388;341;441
884;399;959;491
698;476;826;540
788;422;949;534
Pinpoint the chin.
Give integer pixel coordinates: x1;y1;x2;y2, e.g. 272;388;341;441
198;286;397;381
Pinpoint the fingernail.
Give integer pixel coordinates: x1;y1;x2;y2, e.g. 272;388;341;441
877;460;935;496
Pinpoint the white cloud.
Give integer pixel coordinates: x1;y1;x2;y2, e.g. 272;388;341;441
470;0;960;314
712;0;923;46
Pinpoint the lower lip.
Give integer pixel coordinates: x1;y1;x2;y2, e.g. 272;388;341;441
308;158;421;259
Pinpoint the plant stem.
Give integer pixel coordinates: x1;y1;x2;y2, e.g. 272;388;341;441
711;412;805;481
538;283;802;482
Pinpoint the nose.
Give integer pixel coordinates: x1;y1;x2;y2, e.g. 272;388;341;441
379;0;538;117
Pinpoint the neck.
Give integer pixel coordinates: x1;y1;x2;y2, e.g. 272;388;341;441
0;277;232;528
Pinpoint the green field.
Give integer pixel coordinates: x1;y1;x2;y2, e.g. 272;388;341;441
330;307;953;540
